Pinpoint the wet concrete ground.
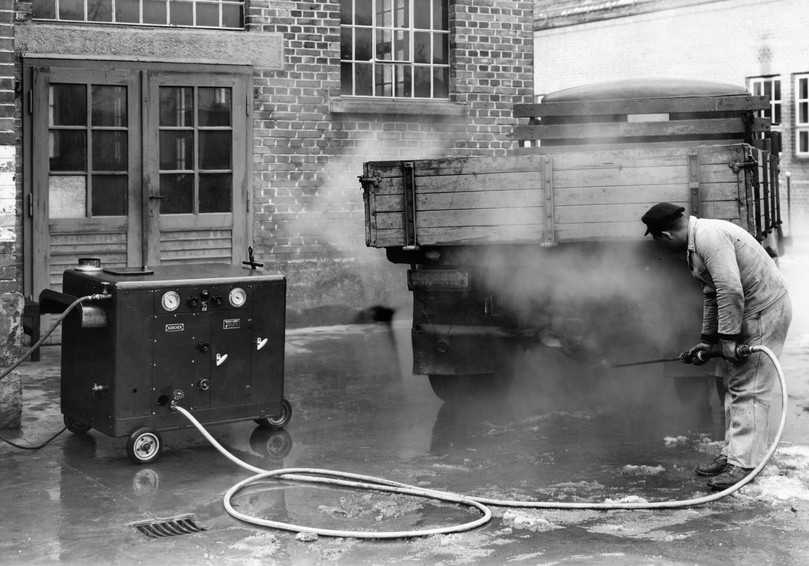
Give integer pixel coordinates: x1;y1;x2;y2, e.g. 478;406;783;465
3;244;809;565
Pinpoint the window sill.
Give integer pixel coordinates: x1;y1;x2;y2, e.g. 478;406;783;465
329;97;466;117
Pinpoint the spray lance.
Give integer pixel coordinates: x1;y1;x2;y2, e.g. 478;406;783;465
610;344;752;368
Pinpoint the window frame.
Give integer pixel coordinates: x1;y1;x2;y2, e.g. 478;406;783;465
747;75;782;127
340;0;451;100
795;73;809;158
32;0;246;30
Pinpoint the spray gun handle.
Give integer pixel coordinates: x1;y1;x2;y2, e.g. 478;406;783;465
679;349;722;364
736;344;752;359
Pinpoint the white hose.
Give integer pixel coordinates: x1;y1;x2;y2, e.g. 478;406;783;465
172;344;786;538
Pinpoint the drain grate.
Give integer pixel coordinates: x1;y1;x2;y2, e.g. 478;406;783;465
131;515;206;539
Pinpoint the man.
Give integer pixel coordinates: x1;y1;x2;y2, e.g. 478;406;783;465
641;202;791;490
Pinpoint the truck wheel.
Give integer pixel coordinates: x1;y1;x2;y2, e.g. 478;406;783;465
254;398;292;430
428;373;512;402
64;415;91;434
126;428;162;464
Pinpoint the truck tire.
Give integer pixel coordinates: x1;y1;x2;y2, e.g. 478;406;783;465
428;373;512;402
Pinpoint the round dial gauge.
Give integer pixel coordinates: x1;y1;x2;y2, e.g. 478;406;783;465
161;290;181;312
228;287;247;308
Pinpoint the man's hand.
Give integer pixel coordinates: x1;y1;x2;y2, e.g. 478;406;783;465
686;342;715;365
720;339;743;364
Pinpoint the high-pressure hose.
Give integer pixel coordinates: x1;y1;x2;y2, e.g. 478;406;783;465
172;344;787;539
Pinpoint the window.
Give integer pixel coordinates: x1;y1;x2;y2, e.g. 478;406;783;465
340;0;450;98
796;74;809;156
32;0;244;28
748;76;781;126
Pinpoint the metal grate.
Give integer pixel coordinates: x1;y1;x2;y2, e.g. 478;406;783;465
131;515;206;539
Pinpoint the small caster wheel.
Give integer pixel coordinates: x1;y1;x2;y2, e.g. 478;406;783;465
64;415;91;434
250;427;293;459
254;398;292;430
126;428;162;464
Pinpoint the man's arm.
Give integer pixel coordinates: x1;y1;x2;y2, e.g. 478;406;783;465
700;285;718;343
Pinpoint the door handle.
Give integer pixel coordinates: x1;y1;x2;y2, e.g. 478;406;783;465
148;194;166;200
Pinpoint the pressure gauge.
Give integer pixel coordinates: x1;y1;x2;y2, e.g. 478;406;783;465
161;290;181;312
228;287;247;308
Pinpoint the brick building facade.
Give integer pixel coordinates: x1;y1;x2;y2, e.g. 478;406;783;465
532;0;809;234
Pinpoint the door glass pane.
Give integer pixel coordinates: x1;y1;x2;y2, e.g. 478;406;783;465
49;175;86;218
222;4;243;27
199;173;232;213
143;0;168;24
92;86;127;127
199;131;232;170
93;131;128;171
197;3;220;26
171;2;194;25
92;175;127;216
199;88;231;126
160;132;194;170
50;85;87;126
160;173;194;213
88;0;113;21
116;1;139;22
33;0;56;18
160;88;194;127
50;131;87;171
59;0;84;19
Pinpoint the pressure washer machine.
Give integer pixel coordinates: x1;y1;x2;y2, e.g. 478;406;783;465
43;260;290;464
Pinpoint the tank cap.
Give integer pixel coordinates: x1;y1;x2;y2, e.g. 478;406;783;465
75;257;102;272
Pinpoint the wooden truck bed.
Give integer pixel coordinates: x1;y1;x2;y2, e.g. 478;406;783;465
362;143;776;249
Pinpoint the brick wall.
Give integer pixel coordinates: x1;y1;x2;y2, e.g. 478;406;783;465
0;0;16;293
247;0;534;314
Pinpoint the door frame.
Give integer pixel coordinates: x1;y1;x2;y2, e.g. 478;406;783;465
22;58;253;298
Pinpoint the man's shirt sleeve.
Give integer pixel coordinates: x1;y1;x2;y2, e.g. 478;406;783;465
700;230;744;339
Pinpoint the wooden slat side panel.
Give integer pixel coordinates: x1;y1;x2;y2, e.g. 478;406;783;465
364;154;545;179
555;201;739;225
160;229;232;264
554;182;739;206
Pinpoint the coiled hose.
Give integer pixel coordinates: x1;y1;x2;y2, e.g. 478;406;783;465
175;344;785;539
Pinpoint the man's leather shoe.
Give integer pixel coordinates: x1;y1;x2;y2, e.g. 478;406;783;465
707;464;753;491
695;454;727;476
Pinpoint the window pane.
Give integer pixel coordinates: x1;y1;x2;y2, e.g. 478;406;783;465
414;31;430;63
160;174;194;214
88;0;112;21
800;102;808;124
341;27;353;59
394;30;409;60
763;81;771;98
433;66;448;98
377;28;392;60
356;28;373;60
171;2;194;25
774;104;781;125
199;131;232;170
222;3;242;27
92;175;127;216
375;64;392;97
414;0;429;28
116;1;140;22
397;64;412;97
160;88;194;127
93;131;128;171
199;88;231;127
33;0;56;18
143;0;168;24
433;33;447;64
774;80;781;100
60;0;84;20
49;176;86;219
160;132;194;170
355;63;372;95
394;0;408;27
801;131;809;153
752;82;761;96
341;62;353;94
414;66;430;97
801;78;808;100
50;131;87;171
376;0;392;27
197;3;219;26
356;0;372;25
50;85;87;126
433;0;447;29
341;0;353;24
199;173;232;213
92;86;127;127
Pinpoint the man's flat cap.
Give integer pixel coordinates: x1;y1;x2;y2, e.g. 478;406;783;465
641;202;686;236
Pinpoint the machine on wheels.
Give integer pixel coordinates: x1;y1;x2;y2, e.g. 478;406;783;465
45;261;290;463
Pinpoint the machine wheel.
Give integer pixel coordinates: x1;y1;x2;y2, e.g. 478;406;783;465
126;428;162;464
428;373;513;403
249;427;293;459
64;415;91;435
254;398;293;430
